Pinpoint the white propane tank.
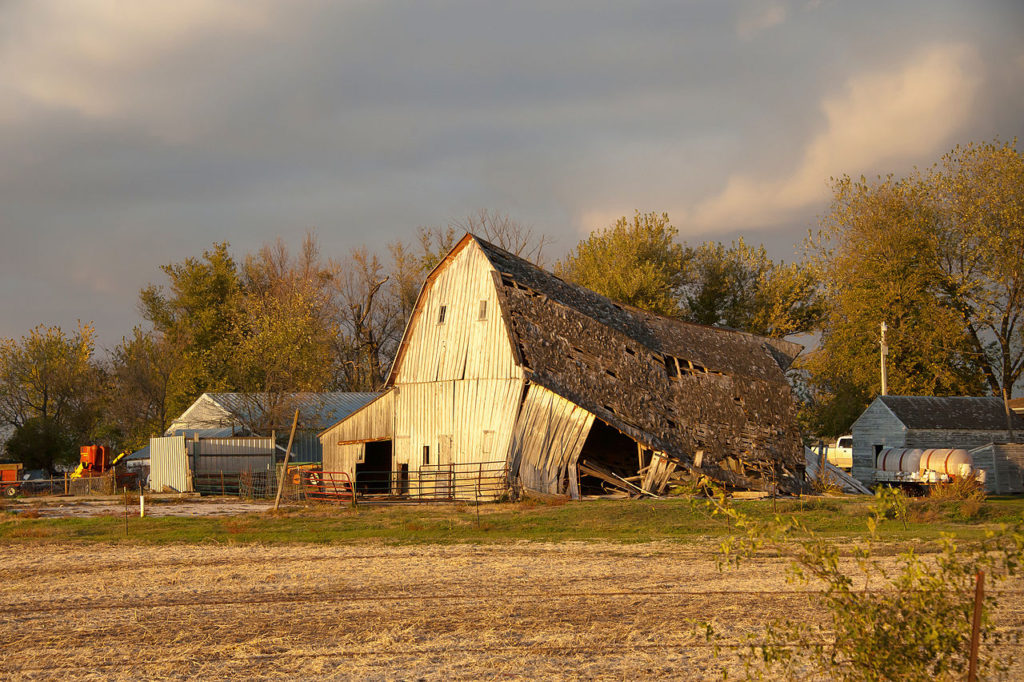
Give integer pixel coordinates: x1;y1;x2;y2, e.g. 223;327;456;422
876;448;924;473
919;449;972;477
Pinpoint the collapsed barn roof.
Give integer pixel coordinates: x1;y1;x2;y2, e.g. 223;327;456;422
473;237;805;470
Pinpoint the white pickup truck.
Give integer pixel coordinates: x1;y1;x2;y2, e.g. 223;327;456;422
826;435;853;470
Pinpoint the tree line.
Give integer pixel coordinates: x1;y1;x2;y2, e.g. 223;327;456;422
2;141;1021;470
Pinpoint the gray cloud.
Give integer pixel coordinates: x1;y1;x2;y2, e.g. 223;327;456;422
0;0;1021;348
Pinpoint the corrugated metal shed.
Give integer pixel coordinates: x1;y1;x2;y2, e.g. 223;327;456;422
968;443;1024;494
193;437;275;476
167;392;379;436
149;436;191;492
165;391;379;462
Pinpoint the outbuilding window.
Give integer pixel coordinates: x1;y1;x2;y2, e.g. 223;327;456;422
478;300;488;320
438;306;447;324
423;445;431;465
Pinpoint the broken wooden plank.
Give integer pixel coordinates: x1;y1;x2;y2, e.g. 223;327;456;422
578;460;657;497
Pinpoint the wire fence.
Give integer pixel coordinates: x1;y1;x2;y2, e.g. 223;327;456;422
2;472;143;498
232;461;511;504
351;461;510;503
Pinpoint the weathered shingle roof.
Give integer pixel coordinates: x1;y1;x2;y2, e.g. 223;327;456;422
475;237;805;468
476;239;801;379
879;395;1024;431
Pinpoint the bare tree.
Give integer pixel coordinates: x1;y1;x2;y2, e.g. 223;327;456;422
453;209;552;266
331;248;405;390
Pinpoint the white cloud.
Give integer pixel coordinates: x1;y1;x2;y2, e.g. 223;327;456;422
0;1;274;122
736;1;788;40
684;43;981;232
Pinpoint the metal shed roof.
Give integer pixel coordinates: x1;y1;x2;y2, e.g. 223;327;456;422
166;392;380;437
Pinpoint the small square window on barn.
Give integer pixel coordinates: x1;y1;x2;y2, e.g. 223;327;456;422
438;306;447;324
423;444;430;465
478;299;488;320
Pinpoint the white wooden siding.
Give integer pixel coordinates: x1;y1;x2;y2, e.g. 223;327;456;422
392;241;519;384
452;378;523;467
850;400;904;485
319;391;394;476
509;383;595;496
392;378;523;474
323;443;364;475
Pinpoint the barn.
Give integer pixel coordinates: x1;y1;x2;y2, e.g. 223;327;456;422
318;233;804;500
850;395;1024;493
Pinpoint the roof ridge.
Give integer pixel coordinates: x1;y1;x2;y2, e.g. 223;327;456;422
471;233;802;367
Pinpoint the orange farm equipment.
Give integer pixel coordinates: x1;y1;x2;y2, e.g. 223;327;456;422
1;462;24;497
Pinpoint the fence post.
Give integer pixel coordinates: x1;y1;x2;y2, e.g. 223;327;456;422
220;470;225;496
476;463;482;527
274;410;299;512
968;569;985;682
64;472;68;496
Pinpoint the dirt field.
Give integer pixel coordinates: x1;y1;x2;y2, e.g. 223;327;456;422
2;541;1022;681
19;498;274;519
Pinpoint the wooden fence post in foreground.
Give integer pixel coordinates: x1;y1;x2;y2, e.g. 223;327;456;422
273;409;299;511
968;569;985;682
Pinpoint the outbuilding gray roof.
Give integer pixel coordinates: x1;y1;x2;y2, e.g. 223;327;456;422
168;392;379;437
878;395;1024;431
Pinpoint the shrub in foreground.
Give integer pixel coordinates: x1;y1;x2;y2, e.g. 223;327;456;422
697;480;1024;681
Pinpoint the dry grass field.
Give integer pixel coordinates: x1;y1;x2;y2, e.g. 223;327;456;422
2;540;1023;681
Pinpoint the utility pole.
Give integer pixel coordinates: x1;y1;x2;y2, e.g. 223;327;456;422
1003;386;1016;443
880;321;889;396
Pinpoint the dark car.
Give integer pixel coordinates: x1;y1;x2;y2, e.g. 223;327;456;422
19;469;56;494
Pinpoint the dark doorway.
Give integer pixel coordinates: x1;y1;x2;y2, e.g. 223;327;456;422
356;440;393;495
575;420;643;495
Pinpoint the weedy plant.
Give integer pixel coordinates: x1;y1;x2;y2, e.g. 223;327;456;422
929;476;987;502
810;472;844;496
695;478;1024;681
873;485;910;530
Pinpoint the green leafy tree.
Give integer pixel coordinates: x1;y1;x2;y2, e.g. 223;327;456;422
683;239;820;337
930;139;1024;400
228;235;342;429
5;416;76;471
556;211;689;316
139;242;243;417
803;173;986;436
0;323;100;468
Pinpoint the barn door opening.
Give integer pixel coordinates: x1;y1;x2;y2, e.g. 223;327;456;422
356;440;393;495
574;420;653;496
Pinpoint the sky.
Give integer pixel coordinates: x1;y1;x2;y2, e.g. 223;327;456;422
1;0;1022;349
